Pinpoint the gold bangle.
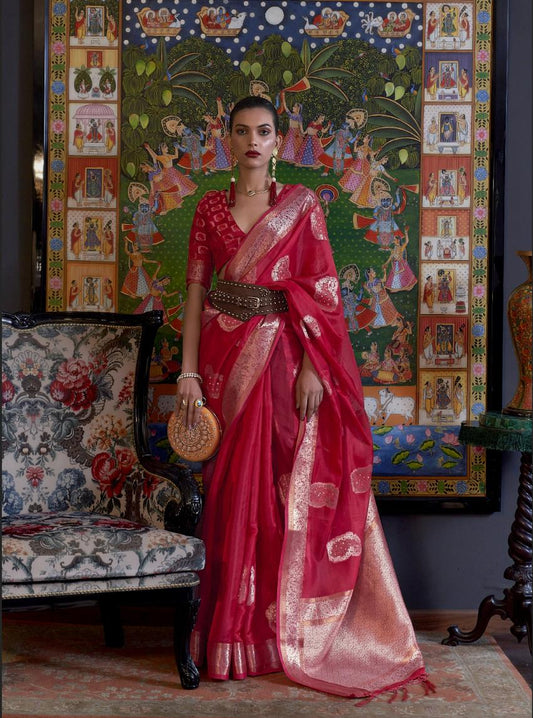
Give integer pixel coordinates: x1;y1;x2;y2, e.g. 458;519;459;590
176;372;203;384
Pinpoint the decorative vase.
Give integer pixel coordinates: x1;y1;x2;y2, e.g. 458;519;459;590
503;251;532;417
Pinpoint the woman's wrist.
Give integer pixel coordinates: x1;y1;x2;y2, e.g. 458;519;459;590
176;372;202;384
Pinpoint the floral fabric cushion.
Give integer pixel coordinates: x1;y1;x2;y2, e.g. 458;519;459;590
2;511;205;585
2;321;180;528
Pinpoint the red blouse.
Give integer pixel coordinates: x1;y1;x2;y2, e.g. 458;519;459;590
186;186;292;290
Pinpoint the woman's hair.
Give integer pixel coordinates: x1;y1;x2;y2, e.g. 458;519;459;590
229;95;279;134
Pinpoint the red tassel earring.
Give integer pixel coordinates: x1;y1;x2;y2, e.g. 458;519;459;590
269;148;278;206
228;154;236;207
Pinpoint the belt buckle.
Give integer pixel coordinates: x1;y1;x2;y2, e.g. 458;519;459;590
249;297;261;309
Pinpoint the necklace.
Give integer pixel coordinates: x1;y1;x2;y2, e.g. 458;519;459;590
236;182;271;197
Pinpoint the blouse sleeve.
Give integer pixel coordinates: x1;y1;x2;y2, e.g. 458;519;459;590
186;200;214;290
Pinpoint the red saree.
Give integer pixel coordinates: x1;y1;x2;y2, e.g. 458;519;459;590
187;185;431;699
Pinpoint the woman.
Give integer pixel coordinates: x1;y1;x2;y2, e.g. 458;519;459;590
426;11;438;46
72;172;84;205
105;8;117;42
452;376;464;418
203;112;232;172
142;141;197;214
349;154;396;208
426;66;438;99
177;96;431;700
383;228;418;292
294;113;330;168
73;122;84;152
74;7;86;40
105;121;116;153
423;275;435;312
70;221;82;257
459;68;470;99
424;171;437;206
120;239;158;299
277;92;304;163
338;133;372;194
101;220;114;257
458;166;469;204
364;266;401;328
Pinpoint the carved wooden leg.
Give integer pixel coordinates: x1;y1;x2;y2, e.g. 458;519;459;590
505;451;532;648
173;587;201;689
99;595;125;648
443;451;532;650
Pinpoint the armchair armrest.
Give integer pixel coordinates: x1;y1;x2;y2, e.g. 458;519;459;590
140;455;202;536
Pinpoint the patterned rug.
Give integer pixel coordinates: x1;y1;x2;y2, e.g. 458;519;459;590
2;619;530;718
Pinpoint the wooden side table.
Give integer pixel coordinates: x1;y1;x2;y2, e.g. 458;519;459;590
442;412;532;652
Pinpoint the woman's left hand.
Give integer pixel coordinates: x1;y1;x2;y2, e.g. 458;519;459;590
296;353;324;421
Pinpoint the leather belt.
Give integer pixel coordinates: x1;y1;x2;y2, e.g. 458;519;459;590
208;279;288;321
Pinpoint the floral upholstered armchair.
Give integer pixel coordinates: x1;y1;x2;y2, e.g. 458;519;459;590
1;310;205;689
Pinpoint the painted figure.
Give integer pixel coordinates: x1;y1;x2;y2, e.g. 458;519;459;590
427;11;438;45
338;134;373;194
73;122;84;151
364;266;402;328
74;7;86;40
423;325;435;363
424;171;437;205
72;172;84;204
349;155;396;208
423;381;434;415
142;141;197;214
68;279;80;308
278;92;304;163
121;240;159;298
70;221;82;257
423;275;435;313
458;166;469;204
356;187;406;249
383;228;418;292
294;114;330;168
105;121;116;152
102;220;114;256
426;66;438;98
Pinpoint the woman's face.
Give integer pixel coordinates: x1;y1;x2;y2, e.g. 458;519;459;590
230;107;280;169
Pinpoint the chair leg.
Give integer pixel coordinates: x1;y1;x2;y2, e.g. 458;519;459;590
99;596;125;648
173;589;201;689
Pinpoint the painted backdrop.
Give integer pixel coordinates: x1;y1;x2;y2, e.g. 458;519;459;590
44;0;495;505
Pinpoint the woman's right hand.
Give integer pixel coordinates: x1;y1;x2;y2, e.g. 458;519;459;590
175;377;203;428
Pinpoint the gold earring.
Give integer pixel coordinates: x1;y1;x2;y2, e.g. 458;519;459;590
228;152;236;207
269;148;278;206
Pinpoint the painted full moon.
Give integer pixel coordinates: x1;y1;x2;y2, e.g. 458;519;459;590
265;6;284;25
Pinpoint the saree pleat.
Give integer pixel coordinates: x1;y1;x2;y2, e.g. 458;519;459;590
189;185;430;697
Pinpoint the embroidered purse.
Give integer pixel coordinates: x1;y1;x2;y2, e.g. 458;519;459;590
167;405;221;462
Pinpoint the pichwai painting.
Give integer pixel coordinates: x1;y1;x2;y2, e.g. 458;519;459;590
44;0;496;505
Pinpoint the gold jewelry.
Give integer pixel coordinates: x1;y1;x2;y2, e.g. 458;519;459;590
194;398;205;408
235;181;271;197
228;153;236;207
176;372;203;383
269;148;278;206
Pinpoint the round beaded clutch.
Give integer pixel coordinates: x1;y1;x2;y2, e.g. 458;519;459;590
167;406;221;462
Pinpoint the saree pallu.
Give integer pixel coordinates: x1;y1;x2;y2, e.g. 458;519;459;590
191;185;430;699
